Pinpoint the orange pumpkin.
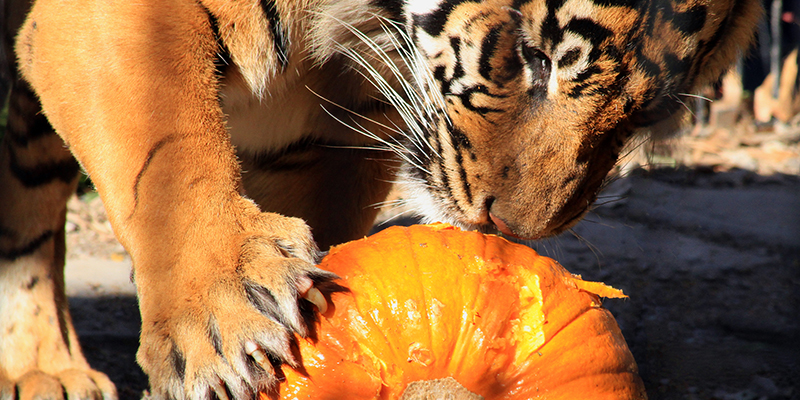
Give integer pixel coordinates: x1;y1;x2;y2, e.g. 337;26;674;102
265;223;647;399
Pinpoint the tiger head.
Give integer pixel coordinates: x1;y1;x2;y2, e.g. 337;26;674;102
361;0;760;239
314;0;759;240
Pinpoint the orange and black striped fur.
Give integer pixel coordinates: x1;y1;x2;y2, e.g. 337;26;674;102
1;0;760;398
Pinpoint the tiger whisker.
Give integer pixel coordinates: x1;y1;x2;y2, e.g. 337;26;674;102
369;198;409;208
335;45;433;158
671;94;696;118
319;105;432;175
305;86;406;137
330;14;444;163
592;197;627;207
677;92;713;102
376;16;448;123
374;207;420;225
344;113;431;169
567;228;604;266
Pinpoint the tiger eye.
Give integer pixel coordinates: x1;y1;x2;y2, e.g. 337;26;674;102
520;42;551;92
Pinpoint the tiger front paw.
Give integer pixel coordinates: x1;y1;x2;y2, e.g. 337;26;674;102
135;215;337;399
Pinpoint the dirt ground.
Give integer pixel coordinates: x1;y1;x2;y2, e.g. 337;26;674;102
64;118;800;400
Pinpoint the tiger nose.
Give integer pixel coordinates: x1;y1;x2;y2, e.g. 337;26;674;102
485;197;529;240
489;212;513;236
489;212;527;239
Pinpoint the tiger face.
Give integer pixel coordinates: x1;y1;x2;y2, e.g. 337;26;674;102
359;0;760;239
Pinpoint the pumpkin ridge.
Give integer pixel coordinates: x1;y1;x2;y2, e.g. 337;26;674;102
435;234;466;375
406;226;435;368
429;226;490;377
437;232;479;378
346;259;405;376
451;262;491;380
530;287;599;355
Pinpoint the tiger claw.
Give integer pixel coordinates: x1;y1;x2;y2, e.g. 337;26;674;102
303;287;327;314
210;380;230;400
245;341;276;376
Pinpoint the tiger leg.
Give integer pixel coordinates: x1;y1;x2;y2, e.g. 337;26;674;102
0;81;117;400
14;1;336;398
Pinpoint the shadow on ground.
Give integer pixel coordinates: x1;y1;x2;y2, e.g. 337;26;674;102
69;296;146;400
539;167;800;400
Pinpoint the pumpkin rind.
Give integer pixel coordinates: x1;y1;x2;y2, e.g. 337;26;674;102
265;224;647;399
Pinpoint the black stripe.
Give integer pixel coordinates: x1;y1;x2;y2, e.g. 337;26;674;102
450;127;472;150
170;343;186;382
546;0;566;11
603;44;625;66
6;112;54;147
512;0;531;10
437;156;452;202
433;65;450;95
413;0;470;37
575;64;602;83
623;96;635;114
458;85;504;114
207;316;224;358
455;151;472;204
635;46;661;79
645;2;659;37
202;4;232;73
541;0;570;50
448;126;473;206
671;5;708;36
568;82;591;98
540;5;563;47
5;83;55;146
565;18;612;49
370;0;406;24
568;66;602;98
450;37;465;81
244;280;297;332
132;135;177;215
7;147;79;188
602;49;629;98
684;11;734;86
432;37;466;98
664;52;691;79
569;58;628;100
557;48;581;69
0;230;54;261
478;27;502;81
260;0;289;69
590;0;637;7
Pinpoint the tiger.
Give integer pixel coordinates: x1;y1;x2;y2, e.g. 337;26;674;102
0;0;760;398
